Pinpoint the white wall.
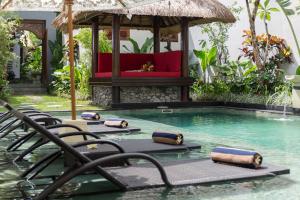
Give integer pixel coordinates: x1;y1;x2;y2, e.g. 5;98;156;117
13;11;57;78
189;0;300;75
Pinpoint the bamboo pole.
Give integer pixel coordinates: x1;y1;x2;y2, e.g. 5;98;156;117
65;0;76;120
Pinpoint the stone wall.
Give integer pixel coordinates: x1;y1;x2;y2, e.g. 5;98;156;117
92;86;181;106
92;86;112;106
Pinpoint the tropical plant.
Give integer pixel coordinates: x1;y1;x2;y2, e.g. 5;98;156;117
0;12;19;99
49;31;65;70
267;80;293;106
245;0;263;70
123;37;153;53
23;47;42;76
74;28;112;65
193;46;217;83
258;0;280;64
52;64;91;100
276;0;300;57
199;2;242;64
241;31;293;67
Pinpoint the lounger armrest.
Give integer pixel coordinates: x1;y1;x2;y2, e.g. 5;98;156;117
71;139;125;153
35;153;172;200
45;124;83;131
58;131;100;140
34;117;62;125
27;113;52;118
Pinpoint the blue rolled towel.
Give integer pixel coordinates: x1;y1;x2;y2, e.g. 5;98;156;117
81;112;101;121
211;147;263;169
152;131;184;145
104;118;128;128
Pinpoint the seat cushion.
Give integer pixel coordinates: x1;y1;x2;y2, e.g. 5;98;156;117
121;71;181;77
120;53;154;71
98;53;112;72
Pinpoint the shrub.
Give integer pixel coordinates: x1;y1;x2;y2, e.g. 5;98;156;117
0;12;19;99
52;64;91;100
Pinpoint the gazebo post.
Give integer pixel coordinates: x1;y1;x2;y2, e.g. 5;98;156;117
91;17;99;79
112;14;121;104
153;16;160;53
181;17;189;102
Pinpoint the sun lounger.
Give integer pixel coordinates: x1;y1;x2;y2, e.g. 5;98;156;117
0;100;290;200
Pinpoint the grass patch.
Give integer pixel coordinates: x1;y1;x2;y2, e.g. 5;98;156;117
1;95;103;112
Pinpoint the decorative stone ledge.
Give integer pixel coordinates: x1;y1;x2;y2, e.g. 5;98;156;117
92;86;181;106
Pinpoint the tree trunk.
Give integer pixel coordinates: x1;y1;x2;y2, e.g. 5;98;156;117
245;0;263;70
263;15;271;65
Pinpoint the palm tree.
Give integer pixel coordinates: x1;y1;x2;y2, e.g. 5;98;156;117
276;0;300;57
258;0;280;64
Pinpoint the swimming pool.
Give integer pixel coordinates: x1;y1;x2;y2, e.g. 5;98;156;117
0;107;299;199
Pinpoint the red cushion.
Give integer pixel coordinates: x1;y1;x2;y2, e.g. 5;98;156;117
154;51;182;72
121;72;181;77
120;53;154;71
165;51;182;72
98;53;112;72
98;51;182;73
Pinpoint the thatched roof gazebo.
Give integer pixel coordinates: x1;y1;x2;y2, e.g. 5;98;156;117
53;0;236;107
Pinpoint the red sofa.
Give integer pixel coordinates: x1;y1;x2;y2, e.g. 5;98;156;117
95;51;182;78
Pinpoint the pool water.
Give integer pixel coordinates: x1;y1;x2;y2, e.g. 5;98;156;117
0;107;299;199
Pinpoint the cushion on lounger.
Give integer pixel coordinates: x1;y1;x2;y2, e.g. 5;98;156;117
211;147;263;169
81;112;101;121
104;118;128;128
152;131;184;145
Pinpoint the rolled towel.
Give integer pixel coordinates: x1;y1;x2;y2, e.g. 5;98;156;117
104;118;128;128
152;131;184;145
211;147;263;169
81;112;100;121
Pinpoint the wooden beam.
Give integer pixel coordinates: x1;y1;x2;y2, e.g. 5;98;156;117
153;16;160;53
112;14;121;104
91;17;99;78
181;17;189;102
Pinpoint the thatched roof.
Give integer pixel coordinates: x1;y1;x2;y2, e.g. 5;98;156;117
0;0;150;12
53;0;236;33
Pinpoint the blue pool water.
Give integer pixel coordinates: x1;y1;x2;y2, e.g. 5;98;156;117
0;107;299;199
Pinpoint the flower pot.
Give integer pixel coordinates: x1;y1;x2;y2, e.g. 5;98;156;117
285;75;300;109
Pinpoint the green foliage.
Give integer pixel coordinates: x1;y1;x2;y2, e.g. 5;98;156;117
258;0;280;21
193;47;217;73
74;28;112;65
296;66;300;75
23;47;42;75
52;64;91;100
123;37;153;53
191;58;288;105
49;31;65;70
199;2;242;64
276;0;300;57
0;12;19;99
267;81;293;106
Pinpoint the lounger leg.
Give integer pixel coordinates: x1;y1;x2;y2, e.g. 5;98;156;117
14;138;46;162
21;151;62;179
7;131;37;151
0;123;23;139
0;119;18;133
